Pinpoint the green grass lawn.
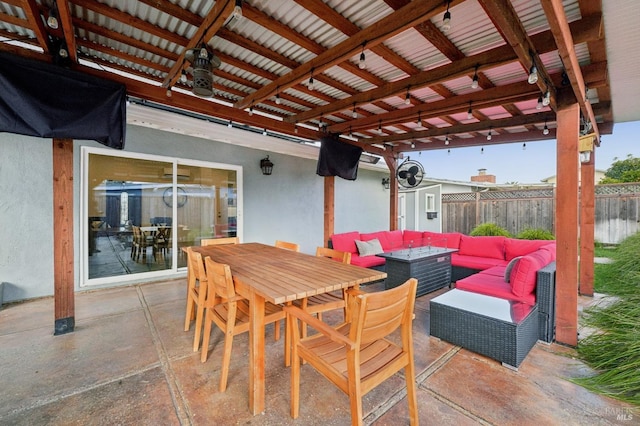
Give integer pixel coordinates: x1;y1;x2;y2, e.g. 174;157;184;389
575;236;640;405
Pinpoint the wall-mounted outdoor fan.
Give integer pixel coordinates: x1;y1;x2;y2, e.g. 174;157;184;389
396;158;425;188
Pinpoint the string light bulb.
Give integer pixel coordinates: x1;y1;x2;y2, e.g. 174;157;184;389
233;0;243;20
275;87;281;104
227;120;232;128
352;103;357;119
445;135;450;145
542;89;551;106
471;66;479;89
417;112;422;127
262;128;267;136
543;121;550;135
308;69;315;91
249;105;253;116
447;149;451;155
442;1;451;31
487;127;492;141
537;96;543;110
481;146;484;155
411;142;416;149
528;63;538;84
467;103;473;120
378;120;382;134
294;123;298;134
523;143;527;150
166;87;172;97
404;87;411;105
359;44;366;69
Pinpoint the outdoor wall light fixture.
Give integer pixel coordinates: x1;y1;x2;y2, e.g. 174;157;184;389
579;133;595;164
382;177;390;189
260;156;274;175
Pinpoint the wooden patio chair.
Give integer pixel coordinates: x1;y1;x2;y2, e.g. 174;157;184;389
184;247;209;352
285;278;419;426
275;240;300;252
201;236;239;246
283;247;353;366
201;256;286;392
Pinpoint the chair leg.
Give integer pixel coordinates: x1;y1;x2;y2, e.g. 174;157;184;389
184;295;194;331
405;361;419;425
219;327;235;392
347;371;364;426
290;315;300;419
200;309;213;363
274;320;281;341
192;302;205;352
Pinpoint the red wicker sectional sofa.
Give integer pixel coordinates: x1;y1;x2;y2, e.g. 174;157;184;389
330;230;557;342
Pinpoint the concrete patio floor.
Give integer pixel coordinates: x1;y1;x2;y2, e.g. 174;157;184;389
0;278;636;425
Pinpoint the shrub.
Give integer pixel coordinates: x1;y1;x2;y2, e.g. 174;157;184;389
573;231;640;405
516;228;555;240
469;223;510;237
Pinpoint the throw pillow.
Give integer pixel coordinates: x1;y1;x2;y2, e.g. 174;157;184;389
504;256;522;283
355;238;384;257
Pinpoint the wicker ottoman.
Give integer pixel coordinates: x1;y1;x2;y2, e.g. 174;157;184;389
430;289;539;369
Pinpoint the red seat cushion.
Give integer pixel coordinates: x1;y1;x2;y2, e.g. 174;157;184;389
330;232;360;254
504;238;554;261
455;274;536;305
481;265;507;277
350;253;385;268
458;235;506;259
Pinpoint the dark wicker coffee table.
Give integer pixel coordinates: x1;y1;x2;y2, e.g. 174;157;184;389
378;247;457;296
430;289;539;369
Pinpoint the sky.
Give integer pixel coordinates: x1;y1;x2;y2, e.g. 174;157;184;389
415;120;640;184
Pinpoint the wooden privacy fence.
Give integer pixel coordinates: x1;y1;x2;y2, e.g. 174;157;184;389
441;183;640;244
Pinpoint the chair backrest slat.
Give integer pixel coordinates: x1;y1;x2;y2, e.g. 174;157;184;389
315;247;351;264
201;237;239;246
204;256;235;300
350;278;417;345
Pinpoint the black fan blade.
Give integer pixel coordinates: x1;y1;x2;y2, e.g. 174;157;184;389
408;176;417;186
398;170;409;179
408;165;419;175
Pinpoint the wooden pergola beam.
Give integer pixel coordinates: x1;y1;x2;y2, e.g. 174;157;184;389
234;0;451;110
541;0;600;139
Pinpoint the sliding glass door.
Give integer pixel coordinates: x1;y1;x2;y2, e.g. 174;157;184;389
82;147;241;286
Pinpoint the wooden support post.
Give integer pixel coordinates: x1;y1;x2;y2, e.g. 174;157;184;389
323;176;335;247
555;100;580;346
580;148;595;296
53;138;75;335
384;155;398;231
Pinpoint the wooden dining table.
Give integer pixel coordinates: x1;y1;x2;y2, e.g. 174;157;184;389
189;242;387;415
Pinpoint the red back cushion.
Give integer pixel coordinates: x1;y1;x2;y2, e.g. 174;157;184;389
385;230;404;250
440;232;462;249
510;249;554;296
330;232;360;254
361;231;391;251
403;230;425;247
540;243;557;261
459;235;506;259
505;238;554;261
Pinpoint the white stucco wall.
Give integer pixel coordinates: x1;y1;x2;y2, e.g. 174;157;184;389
1;124;389;303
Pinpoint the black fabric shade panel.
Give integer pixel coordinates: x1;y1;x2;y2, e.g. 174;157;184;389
0;52;126;149
316;134;363;180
